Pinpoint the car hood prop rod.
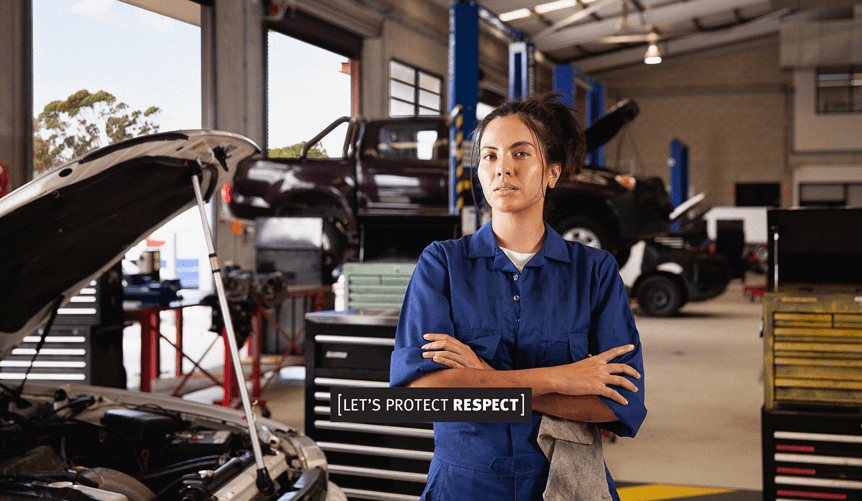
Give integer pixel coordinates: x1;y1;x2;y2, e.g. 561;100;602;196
190;164;274;494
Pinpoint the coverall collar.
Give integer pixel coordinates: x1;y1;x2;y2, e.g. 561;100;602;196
468;220;572;270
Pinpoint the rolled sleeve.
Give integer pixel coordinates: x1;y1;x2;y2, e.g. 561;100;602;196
591;255;647;438
390;244;456;388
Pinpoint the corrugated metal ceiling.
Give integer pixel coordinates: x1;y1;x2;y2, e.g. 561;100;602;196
429;0;859;71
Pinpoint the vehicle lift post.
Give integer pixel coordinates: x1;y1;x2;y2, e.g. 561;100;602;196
448;2;479;223
509;41;536;101
553;64;606;168
669;139;690;231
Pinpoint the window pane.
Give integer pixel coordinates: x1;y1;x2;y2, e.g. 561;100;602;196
800;183;844;202
818;86;851;113
390;80;415;103
416;130;438;160
418;89;440;112
389;99;415;117
390;60;415;84
847;184;862;208
418;72;441;93
389;61;443;117
816;66;862;114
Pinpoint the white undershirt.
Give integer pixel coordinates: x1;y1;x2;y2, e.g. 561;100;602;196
500;247;537;273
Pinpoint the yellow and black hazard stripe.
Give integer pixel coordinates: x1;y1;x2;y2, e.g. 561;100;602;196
616;483;760;501
453;110;473;212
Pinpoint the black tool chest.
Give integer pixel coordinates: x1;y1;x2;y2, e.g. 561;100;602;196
762;209;862;501
762;407;862;500
1;264;125;387
761;295;862;500
305;310;433;501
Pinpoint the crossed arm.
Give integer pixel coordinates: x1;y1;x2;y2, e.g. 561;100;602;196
406;334;641;423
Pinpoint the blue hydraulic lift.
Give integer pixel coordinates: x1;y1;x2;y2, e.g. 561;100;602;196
509;41;535;101
669;139;690;230
448;2;479;216
553;64;606;169
448;2;528;221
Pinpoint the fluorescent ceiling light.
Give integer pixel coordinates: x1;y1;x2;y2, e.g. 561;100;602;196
644;43;662;64
535;0;576;14
499;8;531;22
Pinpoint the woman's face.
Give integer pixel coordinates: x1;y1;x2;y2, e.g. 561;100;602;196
477;115;560;218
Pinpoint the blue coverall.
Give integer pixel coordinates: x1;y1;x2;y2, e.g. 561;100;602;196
390;222;647;500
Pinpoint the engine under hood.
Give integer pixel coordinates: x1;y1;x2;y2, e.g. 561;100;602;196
0;130;260;358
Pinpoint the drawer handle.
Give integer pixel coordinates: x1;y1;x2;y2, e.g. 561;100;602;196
317;441;434;461
328;464;427;483
314;377;389;388
774;431;862;444
315;335;395;347
340;487;420;501
314;420;434;439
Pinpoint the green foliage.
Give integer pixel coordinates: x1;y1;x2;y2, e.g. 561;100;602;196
33;89;161;173
268;141;328;159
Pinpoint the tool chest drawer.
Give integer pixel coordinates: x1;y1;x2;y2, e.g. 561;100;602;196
762;408;862;501
305;310;431;501
763;293;862;409
312;328;397;371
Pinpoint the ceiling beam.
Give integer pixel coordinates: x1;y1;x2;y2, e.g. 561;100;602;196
574;13;782;72
119;0;201;26
534;0;770;51
535;0;620;39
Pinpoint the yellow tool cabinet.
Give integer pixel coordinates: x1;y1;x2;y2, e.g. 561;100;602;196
763;292;862;410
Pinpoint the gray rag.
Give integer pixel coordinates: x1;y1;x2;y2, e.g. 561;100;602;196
537;414;612;501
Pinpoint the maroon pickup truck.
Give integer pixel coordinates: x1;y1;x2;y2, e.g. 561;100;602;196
229;100;674;274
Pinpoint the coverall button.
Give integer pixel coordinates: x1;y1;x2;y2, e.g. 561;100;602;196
513;295;520;301
513;274;519;281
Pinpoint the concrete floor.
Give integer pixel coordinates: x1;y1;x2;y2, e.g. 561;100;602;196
124;274;767;493
603;276;765;491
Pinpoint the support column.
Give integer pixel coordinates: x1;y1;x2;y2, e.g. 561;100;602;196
201;0;267;270
553;64;606;168
448;2;479;216
553;63;575;108
509;41;535;101
669;139;690;231
0;1;34;191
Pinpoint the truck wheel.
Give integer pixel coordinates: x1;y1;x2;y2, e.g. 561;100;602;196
636;275;683;317
555;215;630;260
556;216;610;249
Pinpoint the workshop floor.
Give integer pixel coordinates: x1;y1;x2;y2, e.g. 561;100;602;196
123;273;768;498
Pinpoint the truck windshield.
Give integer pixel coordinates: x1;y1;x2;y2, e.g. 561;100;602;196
376;122;446;161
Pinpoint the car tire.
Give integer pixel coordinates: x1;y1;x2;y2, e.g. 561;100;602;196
636;275;683;317
556;216;611;249
555;216;629;264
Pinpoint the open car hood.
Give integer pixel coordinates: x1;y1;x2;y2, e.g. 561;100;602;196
585;98;640;154
0;130;260;358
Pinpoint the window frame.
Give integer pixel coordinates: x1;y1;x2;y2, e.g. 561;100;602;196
815;66;862;114
388;60;444;117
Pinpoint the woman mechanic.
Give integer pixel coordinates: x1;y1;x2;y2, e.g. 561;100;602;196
389;93;646;500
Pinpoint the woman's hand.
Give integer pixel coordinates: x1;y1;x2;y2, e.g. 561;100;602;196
421;333;494;370
546;344;641;406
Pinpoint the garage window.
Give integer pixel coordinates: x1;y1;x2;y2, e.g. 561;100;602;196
389;61;443;117
816;67;862;114
799;183;862;207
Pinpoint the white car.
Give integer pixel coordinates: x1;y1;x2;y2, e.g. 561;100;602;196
0;131;346;501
